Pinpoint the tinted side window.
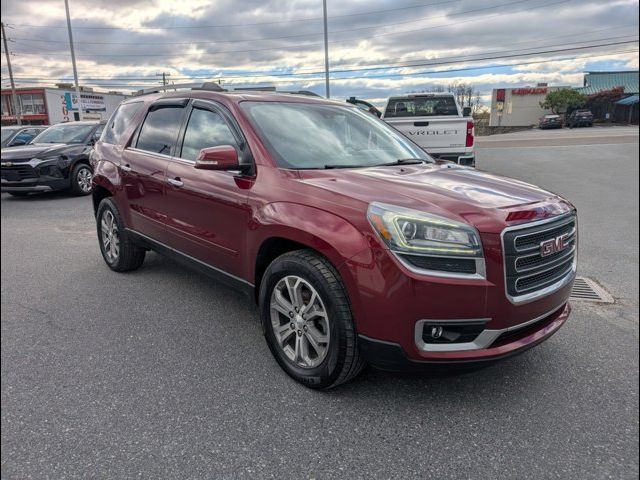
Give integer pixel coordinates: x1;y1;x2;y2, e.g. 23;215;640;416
102;102;142;145
136;106;185;155
180;108;238;161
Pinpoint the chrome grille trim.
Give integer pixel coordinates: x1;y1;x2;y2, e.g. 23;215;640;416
501;213;577;305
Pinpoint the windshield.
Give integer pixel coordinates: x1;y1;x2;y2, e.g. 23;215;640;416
1;128;20;142
31;123;94;144
384;96;458;118
241;102;431;169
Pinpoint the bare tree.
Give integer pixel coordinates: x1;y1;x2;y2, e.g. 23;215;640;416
448;81;481;111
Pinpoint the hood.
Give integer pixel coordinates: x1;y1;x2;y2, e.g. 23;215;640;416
1;143;83;162
297;163;573;232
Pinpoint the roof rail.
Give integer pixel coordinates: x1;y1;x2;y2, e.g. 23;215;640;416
134;81;225;96
231;87;321;97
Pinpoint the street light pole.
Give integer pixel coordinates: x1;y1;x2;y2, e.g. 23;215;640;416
322;0;330;99
64;0;83;121
1;22;22;125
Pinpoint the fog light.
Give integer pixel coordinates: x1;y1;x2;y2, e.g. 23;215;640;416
430;326;443;339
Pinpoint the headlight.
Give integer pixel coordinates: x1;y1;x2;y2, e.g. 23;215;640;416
367;202;485;278
367;202;482;256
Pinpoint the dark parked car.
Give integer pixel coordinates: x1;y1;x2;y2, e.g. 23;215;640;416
1;121;104;197
1;125;48;148
92;87;576;389
539;114;562;129
567;109;594;128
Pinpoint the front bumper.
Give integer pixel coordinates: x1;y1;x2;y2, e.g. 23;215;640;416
1;177;69;192
359;303;570;371
1;161;70;193
338;225;575;365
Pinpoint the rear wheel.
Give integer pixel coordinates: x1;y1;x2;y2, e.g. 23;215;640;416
96;197;145;272
259;250;365;389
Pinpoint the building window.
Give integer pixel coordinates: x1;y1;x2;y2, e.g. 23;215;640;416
19;93;45;115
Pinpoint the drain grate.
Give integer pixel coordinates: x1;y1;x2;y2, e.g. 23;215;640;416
570;277;614;303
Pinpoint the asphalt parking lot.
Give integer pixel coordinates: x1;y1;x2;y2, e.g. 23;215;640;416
2;126;639;479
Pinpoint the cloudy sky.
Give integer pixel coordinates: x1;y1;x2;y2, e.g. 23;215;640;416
1;0;638;105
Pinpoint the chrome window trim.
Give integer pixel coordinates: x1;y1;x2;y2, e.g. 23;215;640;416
414;302;566;352
501;213;577;305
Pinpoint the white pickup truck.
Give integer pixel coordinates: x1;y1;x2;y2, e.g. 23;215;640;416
381;93;475;166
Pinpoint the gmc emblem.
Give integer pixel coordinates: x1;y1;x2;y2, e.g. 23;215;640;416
540;233;569;257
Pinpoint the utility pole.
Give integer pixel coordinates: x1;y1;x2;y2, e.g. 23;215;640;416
322;0;330;98
64;0;83;121
1;22;22;125
156;72;171;86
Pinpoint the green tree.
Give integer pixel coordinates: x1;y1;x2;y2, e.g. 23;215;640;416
540;89;587;114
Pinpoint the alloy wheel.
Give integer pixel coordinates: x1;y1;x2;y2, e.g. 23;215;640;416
270;275;330;368
77;167;93;193
100;210;120;263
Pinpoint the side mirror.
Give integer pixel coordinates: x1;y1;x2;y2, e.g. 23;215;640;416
194;145;240;171
462;106;472;117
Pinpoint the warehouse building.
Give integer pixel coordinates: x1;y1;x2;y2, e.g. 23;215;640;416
489;71;639;127
1;84;127;126
489;84;568;127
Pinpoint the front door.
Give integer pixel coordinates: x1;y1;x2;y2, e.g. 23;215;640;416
163;101;253;279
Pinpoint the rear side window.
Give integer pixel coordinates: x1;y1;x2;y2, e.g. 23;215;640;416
135;106;185;155
180;108;239;161
384;96;458;118
102;102;142;145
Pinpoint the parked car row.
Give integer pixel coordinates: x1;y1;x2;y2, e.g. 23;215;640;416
538;110;594;129
0;121;104;196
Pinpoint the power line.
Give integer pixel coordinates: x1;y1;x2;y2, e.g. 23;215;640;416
7;26;637;78
6;49;638;86
3;48;637;90
7;0;571;48
6;38;638;77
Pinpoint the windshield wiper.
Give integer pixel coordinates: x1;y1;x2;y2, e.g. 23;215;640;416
323;164;369;169
376;158;427;166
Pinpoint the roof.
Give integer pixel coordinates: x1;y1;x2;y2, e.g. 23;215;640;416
123;89;341;107
576;71;639;95
616;94;639;106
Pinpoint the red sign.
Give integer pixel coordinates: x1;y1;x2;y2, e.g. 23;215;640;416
512;87;548;95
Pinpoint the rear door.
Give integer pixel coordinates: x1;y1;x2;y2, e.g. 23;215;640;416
163;99;253;278
121;99;188;242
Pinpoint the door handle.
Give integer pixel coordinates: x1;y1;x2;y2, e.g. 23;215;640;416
167;177;184;188
120;163;132;172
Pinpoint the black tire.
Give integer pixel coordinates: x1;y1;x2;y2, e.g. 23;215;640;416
70;162;93;196
8;192;29;197
96;197;145;272
259;249;365;389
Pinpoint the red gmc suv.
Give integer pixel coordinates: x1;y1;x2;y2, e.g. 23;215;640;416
91;86;577;389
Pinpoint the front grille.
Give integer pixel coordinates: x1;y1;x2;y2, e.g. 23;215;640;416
503;214;577;300
1;165;38;181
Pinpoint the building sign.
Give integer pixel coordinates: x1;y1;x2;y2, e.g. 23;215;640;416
512;87;548;95
64;92;106;111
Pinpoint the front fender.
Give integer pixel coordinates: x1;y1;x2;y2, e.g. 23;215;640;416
248;202;374;326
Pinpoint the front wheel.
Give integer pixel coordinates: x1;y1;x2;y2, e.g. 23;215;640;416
259;250;365;389
70;163;93;196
